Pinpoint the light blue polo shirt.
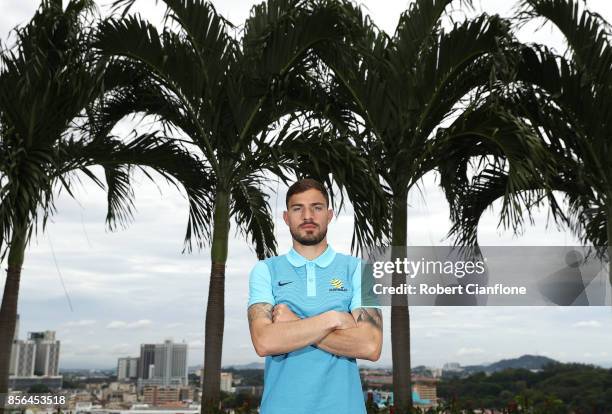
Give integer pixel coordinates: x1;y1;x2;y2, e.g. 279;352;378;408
247;245;371;414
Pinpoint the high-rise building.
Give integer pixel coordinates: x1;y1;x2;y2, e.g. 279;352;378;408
8;329;62;391
153;340;187;386
29;331;60;376
138;340;187;387
117;357;139;380
9;340;36;377
220;372;233;393
138;344;156;380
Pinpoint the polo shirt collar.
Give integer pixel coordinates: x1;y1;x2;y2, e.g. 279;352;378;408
287;245;336;268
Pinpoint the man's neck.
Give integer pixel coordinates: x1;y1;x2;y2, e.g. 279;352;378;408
292;240;328;261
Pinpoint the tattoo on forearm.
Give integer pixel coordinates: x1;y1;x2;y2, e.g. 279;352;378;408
248;303;273;325
355;308;382;330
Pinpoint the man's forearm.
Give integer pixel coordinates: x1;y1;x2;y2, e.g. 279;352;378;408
316;327;380;361
316;308;383;361
251;311;338;356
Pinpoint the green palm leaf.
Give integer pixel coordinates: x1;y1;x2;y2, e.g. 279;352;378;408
521;0;612;84
231;177;277;259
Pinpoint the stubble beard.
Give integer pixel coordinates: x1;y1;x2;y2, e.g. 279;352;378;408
290;225;327;246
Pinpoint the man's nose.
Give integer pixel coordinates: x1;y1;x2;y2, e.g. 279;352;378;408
302;207;314;220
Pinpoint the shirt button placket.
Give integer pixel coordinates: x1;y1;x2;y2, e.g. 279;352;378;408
306;262;316;297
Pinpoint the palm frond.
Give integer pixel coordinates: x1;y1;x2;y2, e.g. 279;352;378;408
230;0;346;149
435;99;557;248
95;16;203;107
163;0;234;61
0;148;56;259
412;14;513;140
53;133;215;251
94;60;200;143
521;0;612;84
230;177;277;259
104;165;135;230
512;44;611;250
393;0;459;67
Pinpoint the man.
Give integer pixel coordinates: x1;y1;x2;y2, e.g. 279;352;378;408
247;178;383;414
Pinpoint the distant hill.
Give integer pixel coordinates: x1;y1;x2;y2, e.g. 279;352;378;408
224;362;265;370
486;355;557;372
448;355;558;377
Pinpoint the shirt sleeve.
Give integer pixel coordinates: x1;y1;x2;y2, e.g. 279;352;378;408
248;261;275;308
349;258;381;311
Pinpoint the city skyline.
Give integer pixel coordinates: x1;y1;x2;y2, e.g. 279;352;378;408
2;0;612;370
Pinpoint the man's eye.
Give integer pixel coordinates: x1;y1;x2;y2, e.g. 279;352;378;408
314;206;323;211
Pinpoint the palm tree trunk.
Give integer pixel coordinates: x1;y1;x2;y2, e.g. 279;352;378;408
201;190;230;414
607;200;612;290
390;191;412;413
0;228;27;414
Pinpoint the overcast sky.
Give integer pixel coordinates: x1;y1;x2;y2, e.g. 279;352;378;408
2;0;612;371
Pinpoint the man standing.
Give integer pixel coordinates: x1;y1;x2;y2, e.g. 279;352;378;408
247;178;383;414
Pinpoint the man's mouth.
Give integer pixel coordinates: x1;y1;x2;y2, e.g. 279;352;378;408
300;223;317;229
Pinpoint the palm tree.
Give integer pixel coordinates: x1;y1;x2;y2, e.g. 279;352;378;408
448;0;612;286
0;0;210;405
97;1;388;411
315;1;548;411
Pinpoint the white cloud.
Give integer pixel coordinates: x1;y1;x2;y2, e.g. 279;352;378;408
457;347;485;356
130;320;153;329
106;320;153;330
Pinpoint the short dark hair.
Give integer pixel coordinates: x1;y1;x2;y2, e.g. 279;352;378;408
286;178;329;207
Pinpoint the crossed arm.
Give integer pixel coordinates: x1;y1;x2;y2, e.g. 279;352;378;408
317;307;382;361
247;303;382;361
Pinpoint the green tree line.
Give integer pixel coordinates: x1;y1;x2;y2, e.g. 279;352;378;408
438;363;612;413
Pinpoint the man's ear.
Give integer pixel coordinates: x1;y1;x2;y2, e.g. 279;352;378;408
283;210;289;226
327;208;334;223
